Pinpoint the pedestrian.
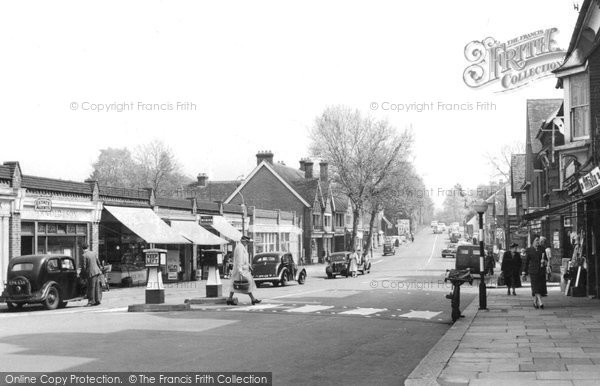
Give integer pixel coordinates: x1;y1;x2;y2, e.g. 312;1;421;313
501;243;522;296
411;232;415;242
349;249;359;278
227;236;261;305
82;242;102;306
538;237;550;296
522;236;549;309
485;250;495;276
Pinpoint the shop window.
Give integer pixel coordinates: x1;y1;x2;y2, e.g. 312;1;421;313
67;224;76;234
38;223;46;233
76;224;87;234
21;222;34;235
47;224;57;234
57;224;66;234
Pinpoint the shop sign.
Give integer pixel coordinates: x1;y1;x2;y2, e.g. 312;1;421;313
553;231;560;249
578;166;600;195
200;215;213;225
34;198;52;212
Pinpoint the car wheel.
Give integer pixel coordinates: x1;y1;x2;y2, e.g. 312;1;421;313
273;281;279;287
327;273;333;279
280;273;288;287
298;271;306;285
44;286;60;310
6;302;23;311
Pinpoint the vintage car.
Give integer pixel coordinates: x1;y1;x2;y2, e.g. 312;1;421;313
326;252;350;278
449;232;461;243
1;254;87;310
441;243;457;258
251;252;307;287
383;242;396;256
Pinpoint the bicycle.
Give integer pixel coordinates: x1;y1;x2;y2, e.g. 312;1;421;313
444;268;474;323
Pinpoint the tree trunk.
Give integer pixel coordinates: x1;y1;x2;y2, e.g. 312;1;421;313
365;207;378;255
351;207;361;251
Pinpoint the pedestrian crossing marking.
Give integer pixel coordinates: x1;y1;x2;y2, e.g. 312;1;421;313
338;307;387;316
285;305;335;313
398;310;442;320
228;304;281;312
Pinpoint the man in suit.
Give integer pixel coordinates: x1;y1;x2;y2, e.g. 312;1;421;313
82;242;102;306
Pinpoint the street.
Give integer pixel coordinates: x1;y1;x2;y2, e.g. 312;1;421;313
0;228;476;385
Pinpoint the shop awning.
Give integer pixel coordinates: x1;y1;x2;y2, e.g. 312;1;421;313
104;206;190;244
201;215;242;242
170;220;228;245
522;198;583;221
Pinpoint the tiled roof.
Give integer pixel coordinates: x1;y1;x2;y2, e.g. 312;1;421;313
0;165;11;180
196;200;220;213
291;179;320;205
156;197;193;210
527;99;563;155
22;175;91;195
333;196;349;212
511;154;526;194
223;203;244;214
271;163;306;182
188;181;239;202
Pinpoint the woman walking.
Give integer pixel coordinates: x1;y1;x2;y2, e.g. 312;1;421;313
226;236;261;305
522;236;549;309
501;243;522;296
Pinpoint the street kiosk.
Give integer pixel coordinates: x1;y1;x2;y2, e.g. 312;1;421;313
202;249;223;297
144;248;167;304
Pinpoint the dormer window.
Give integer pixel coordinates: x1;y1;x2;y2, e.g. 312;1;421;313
569;72;590;139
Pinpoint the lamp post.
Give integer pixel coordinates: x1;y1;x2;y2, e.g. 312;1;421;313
473;199;488;310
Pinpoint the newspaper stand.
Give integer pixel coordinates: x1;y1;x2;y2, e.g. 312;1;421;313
144;248;166;304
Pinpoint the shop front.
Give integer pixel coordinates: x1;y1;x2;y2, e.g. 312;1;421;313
19;196;100;269
99;206;190;286
0;185;15;293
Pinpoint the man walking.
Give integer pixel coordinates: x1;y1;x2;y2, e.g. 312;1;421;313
82;242;102;306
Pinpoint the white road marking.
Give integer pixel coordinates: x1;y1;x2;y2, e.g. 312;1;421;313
92;307;128;313
426;234;439;266
372;260;384;265
398;310;442;320
228;304;281;311
285;305;335;313
338;307;387;316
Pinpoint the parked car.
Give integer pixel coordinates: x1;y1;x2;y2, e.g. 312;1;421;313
449;232;461;243
252;252;307;287
455;245;482;277
326;252;350;278
1;254;87;310
383;242;396;256
442;243;457;258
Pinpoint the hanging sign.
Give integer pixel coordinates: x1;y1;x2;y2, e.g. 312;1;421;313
579;166;600;195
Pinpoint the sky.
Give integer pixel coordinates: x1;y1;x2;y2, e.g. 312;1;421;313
0;1;580;208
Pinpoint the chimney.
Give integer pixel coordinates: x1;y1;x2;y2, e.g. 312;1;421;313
197;173;208;187
256;150;274;165
319;161;329;184
299;159;306;171
304;159;314;179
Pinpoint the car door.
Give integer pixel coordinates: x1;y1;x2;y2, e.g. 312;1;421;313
60;257;78;299
45;257;64;294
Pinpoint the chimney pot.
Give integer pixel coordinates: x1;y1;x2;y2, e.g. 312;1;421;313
256;150;274;165
197;173;208;187
304;159;314;179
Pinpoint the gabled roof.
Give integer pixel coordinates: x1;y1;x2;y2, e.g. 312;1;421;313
555;0;596;74
225;161;311;207
0;165;11;183
511;154;526;195
525;99;563;185
291;179;322;208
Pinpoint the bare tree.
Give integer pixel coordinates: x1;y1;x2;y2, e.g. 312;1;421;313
134;140;181;196
310;106;412;251
484;142;525;181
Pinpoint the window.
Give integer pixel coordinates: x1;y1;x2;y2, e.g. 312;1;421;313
47;259;59;272
12;263;33;271
313;214;322;229
570;73;590;139
324;214;331;228
280;233;290;252
255;233;277;253
335;214;344;227
61;258;75;270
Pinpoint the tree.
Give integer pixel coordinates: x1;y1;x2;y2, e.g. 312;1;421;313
484;142;525;181
439;183;469;224
90;140;192;197
309;106;412;250
90;148;138;188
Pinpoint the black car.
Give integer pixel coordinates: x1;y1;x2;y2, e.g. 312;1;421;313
1;254;87;310
383;242;395;256
252;252;307;287
326;252;350;278
442;243;457;258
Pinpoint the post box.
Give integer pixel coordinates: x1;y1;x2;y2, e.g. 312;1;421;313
144;248;167;304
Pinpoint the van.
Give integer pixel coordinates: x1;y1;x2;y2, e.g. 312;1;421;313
455;245;482;276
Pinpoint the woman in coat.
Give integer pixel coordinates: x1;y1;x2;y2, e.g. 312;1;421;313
226;236;261;305
501;243;522;296
522;236;549;309
349;250;359;278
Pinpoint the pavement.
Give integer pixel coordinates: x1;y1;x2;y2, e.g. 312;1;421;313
406;282;600;385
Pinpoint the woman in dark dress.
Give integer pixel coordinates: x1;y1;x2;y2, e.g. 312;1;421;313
522;237;549;309
501;243;522;296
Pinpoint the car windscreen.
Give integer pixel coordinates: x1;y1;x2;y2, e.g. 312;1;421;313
253;255;279;263
11;263;34;271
